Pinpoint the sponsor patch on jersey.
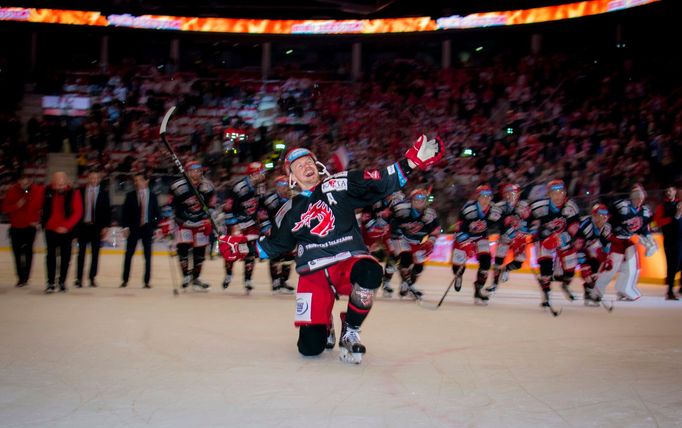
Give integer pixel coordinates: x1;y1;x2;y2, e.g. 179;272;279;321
387;164;396;175
292;200;336;237
321;178;348;193
363;169;381;180
297;244;304;257
295;293;312;322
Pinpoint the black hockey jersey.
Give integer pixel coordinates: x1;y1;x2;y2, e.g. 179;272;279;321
256;161;411;273
574;216;612;254
169;177;215;226
455;200;494;241
389;200;440;244
611;199;652;239
529;198;580;239
489;200;530;239
261;191;290;234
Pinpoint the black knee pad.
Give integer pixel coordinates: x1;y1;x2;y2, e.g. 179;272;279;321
478;253;491;270
176;244;190;259
413;264;424;275
508;260;523;271
399;252;412;269
350;258;383;290
297;324;327;356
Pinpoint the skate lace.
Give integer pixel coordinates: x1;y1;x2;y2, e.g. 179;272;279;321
343;328;361;345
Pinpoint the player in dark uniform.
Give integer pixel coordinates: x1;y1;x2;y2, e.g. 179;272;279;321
222;165;267;294
219;135;443;364
451;185;495;305
262;175;295;293
574;203;613;306
487;183;531;293
389;189;440;299
595;184;657;301
528;180;581;309
169;161;215;291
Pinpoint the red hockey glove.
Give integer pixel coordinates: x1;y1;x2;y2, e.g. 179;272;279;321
405;134;444;169
510;234;527;254
419;239;435;256
218;235;249;262
201;219;212;236
601;256;613;272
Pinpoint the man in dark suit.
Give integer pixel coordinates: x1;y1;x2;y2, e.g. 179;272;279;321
76;170;111;288
121;171;160;288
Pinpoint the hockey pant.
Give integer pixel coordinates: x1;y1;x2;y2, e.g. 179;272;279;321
452;238;491;287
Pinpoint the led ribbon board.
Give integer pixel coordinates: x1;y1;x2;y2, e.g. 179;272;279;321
0;0;661;34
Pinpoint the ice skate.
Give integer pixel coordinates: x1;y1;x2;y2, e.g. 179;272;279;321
244;280;254;295
223;274;232;290
474;283;489;306
617;292;638;301
583;291;601;307
399;281;423;299
45;283;55;294
325;324;336;350
382;281;394;298
279;281;295;294
454;275;463;292
192;278;210;291
182;274;191;289
339;326;365;364
271;278;281;294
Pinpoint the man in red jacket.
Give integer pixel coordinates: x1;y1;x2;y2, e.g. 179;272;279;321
2;170;44;287
42;171;83;293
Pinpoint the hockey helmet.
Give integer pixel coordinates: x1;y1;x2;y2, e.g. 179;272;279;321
502;183;521;195
475;184;493;198
630;183;647;204
283;147;317;173
274;175;289;187
547;179;566;193
591;203;609;218
185;160;202;172
410;188;429;201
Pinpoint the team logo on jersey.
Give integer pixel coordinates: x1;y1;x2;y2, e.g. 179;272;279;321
469;220;487;234
363;169;381;180
625;216;643;233
293;200;336;237
321;178;347;193
547;217;567;232
243;197;258;215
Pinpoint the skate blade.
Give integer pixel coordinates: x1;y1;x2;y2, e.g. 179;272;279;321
192;286;209;292
474;298;489;306
339;348;363;364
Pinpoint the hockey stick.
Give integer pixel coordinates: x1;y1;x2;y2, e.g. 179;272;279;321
417;277;456;310
160;106;219;236
166;238;180;296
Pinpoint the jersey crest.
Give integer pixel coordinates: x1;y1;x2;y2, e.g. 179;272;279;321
292;200;336;238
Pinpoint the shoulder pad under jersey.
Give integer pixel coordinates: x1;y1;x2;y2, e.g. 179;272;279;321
461;201;478;219
563;200;579;217
264;193;279;209
614;199;629;214
530;199;549;216
393;201;412;217
232;178;253;198
169;178;188;195
274;199;293;229
422;208;438;223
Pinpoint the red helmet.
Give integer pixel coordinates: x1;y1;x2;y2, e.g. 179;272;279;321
274;175;289;187
502;183;521;195
475;184;493;198
283;148;317;173
591;203;609;218
547;179;566;193
410;188;429;201
185;161;202;172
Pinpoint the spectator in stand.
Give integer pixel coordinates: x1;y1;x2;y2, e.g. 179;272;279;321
120;171;160;289
42;171;83;293
2;169;44;287
75;170;111;288
654;183;682;300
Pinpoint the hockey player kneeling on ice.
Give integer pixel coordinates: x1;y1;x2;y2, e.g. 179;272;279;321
170;161;216;291
219;135;443;364
487;183;530;293
388;189;440;299
594;184;657;301
574;204;613;306
451;185;495;305
529;180;581;309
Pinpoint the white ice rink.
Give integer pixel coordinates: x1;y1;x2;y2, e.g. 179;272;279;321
1;253;681;428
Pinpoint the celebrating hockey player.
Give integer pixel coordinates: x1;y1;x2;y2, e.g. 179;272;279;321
451;185;495;305
529;180;580;309
594;184;657;301
169;161;215;291
262;175;295;293
573;203;613;306
222;163;266;294
487;183;531;293
219;135;443;364
389;188;440;299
